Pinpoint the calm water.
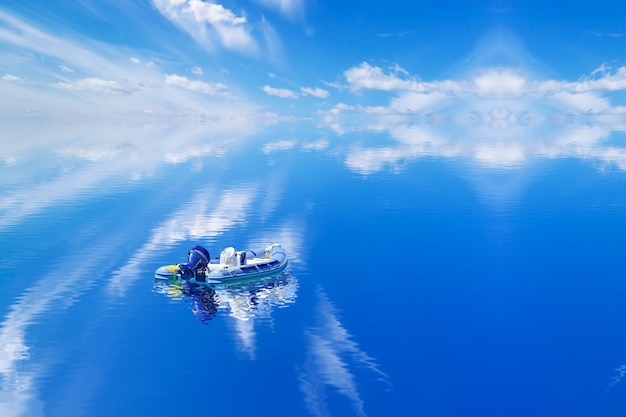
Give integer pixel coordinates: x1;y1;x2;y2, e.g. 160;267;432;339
2;122;626;417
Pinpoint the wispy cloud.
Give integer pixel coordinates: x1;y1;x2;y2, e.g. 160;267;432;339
0;10;259;121
55;77;136;95
254;0;305;20
191;66;204;76
609;363;626;388
587;30;624;38
376;30;412;38
0;10;145;85
299;289;389;417
152;0;259;54
1;74;25;82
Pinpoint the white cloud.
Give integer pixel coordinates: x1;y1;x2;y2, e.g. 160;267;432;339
343;62;424;92
472;68;527;97
572;66;626;92
343;62;626;98
164;74;233;97
191;66;204;76
262;85;298;99
319;63;626;175
152;0;258;54
129;57;141;64
301;86;329;98
60;65;74;73
185;0;246;25
549;91;610;113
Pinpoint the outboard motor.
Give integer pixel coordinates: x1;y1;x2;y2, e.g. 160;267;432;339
179;245;210;281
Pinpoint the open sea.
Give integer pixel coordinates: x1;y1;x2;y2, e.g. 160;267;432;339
2;121;626;417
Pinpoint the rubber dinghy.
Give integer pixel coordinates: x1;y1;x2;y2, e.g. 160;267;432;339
154;243;288;284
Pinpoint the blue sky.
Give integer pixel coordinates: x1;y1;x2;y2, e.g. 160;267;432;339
2;1;626;176
3;0;626;118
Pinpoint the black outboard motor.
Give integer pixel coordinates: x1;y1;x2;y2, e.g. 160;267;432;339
179;245;210;281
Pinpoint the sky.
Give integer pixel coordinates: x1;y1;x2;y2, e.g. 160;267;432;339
2;1;626;120
2;1;626;173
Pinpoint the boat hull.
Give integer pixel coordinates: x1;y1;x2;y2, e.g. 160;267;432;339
154;243;288;284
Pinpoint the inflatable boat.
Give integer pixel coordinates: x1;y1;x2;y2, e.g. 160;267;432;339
154;243;288;284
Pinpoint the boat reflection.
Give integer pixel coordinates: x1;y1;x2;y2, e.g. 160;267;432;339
153;271;298;323
153;279;220;322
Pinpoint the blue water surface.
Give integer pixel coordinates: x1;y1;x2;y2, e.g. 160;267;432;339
2;123;626;417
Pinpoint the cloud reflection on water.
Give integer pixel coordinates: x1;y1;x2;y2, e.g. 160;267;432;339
4;58;626;230
0;132;306;415
321;64;626;175
0;174;305;417
214;274;298;359
153;271;299;360
0;10;266;120
0;122;263;231
225;221;305;359
299;289;389;417
108;185;258;296
0;241;125;417
110;175;306;358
